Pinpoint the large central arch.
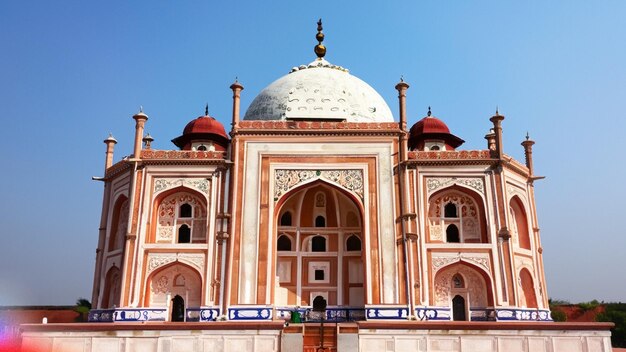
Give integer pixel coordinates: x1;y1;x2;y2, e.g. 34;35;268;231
273;180;366;309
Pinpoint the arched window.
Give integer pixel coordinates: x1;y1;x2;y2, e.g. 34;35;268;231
346;235;361;251
444;203;457;218
277;235;292;251
430;145;440;151
315;216;326;227
446;224;460;243
178;225;191;243
280;212;292;226
311;236;326;252
196;145;207;151
452;274;465;288
174;274;186;287
179;203;192;218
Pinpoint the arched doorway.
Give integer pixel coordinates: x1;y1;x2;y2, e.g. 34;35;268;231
171;295;185;322
275;182;365;309
452;295;467;321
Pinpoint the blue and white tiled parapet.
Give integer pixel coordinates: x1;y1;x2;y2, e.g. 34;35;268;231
365;305;410;320
496;308;552;321
227;306;273;321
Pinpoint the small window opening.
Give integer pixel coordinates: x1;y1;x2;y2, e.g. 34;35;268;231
452;274;465;288
314;269;325;281
444;203;457;218
280;212;292;226
311;236;326;252
346;235;362;251
174;275;186;287
446;224;460;243
430;145;440;151
196;145;207;151
180;203;192;218
178;225;191;243
315;215;326;227
277;235;292;251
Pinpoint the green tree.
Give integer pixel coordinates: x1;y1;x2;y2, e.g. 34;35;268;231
74;298;92;322
596;303;626;348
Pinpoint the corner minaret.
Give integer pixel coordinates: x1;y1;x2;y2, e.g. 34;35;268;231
522;132;536;175
230;78;244;130
395;77;410;161
489;108;505;159
103;134;117;171
132;108;148;159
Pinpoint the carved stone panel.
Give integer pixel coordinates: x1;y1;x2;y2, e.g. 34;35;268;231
274;169;364;201
154;178;210;195
426;177;485;197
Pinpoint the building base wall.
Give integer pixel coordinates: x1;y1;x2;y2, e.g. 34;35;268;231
355;321;613;352
19;322;284;352
19;321;614;352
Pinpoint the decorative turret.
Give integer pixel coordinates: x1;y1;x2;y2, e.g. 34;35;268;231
171;106;229;151
142;133;154;150
408;107;464;151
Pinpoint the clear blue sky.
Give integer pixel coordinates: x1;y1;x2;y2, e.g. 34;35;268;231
1;1;624;306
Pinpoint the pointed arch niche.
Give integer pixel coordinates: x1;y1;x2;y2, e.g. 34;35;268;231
101;266;121;309
509;196;532;250
427;186;488;243
433;262;494;321
108;195;129;251
275;181;365;308
144;262;202;315
519;268;538;308
149;187;208;244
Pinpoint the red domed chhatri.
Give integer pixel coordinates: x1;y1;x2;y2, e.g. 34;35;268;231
171;112;230;151
408;108;464;150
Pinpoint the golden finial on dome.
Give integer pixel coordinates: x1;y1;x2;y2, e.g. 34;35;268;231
314;18;326;59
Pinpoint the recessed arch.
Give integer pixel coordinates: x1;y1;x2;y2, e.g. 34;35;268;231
108;195;129;251
509;195;531;250
433;261;495;308
150;186;208;244
101;266;121;309
144;261;202;308
519;268;538;308
427;185;489;243
273;180;366;307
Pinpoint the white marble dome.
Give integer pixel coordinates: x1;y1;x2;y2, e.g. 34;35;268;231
243;58;394;122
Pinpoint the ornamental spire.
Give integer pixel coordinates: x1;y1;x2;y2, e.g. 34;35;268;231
314;18;326;59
